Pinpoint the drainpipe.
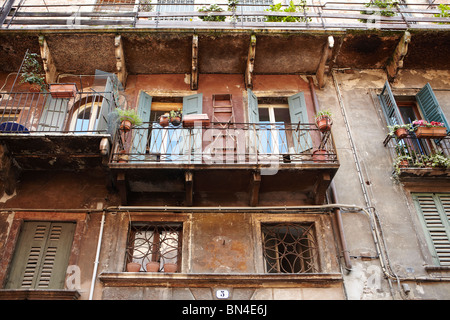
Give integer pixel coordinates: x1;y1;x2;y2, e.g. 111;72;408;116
88;210;106;300
308;76;352;272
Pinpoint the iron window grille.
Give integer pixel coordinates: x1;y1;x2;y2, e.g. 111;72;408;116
261;222;319;273
126;223;182;272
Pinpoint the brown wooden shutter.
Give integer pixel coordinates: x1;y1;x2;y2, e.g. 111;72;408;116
6;221;76;289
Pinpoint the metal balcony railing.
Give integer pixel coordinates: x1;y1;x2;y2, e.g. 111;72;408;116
111;121;338;166
384;133;450;171
0;90;117;135
1;1;450;30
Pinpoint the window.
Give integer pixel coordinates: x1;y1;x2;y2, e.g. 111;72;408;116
69;102;102;132
5;221;76;289
412;193;450;266
261;222;319;273
126;223;182;272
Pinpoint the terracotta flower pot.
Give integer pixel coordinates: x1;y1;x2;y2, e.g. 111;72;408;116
415;126;446;138
312;149;328;163
159;115;169;127
395;128;408;139
170;117;181;126
146;261;160;272
49;83;78;98
120;119;132;132
163;263;177;273
315;115;332;132
127;262;141;272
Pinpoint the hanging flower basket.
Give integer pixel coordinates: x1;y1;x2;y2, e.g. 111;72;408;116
314;111;333;133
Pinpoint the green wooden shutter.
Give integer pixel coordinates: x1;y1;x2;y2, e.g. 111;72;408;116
288;92;313;153
97;77;114;132
131;91;152;161
180;94;203;163
379;81;403;127
6;221;76;289
37;96;69;132
413;193;450;266
416;83;450;133
182;93;203;116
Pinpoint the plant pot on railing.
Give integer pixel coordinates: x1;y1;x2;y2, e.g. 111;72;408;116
146;261;160;272
388;124;412;139
163;263;177;273
312;149;328;163
49;83;78;98
315;111;332;133
159;114;170;127
116;108;143;133
413;120;447;138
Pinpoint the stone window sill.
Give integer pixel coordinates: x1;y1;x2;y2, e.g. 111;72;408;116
99;272;342;288
0;289;80;300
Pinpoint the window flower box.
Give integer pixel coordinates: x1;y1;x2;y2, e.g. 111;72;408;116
49;83;78;98
413;120;447;138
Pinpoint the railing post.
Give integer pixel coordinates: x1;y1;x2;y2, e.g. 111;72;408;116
0;0;15;28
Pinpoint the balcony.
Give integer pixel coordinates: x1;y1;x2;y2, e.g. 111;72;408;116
384;133;450;185
109;122;339;206
0;86;117;171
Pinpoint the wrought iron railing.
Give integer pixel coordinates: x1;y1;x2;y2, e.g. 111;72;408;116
1;1;450;30
0;90;117;135
384;133;450;171
111;121;338;166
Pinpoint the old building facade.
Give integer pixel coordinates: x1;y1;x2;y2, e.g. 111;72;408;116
0;0;450;301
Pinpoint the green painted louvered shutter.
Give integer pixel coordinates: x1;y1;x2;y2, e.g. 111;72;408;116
416;83;450;133
288;92;313;153
413;193;450;266
379;81;403;127
181;94;203;163
131;91;152;161
97;77;114;132
6;221;76;289
247;89;260;158
37;96;69;132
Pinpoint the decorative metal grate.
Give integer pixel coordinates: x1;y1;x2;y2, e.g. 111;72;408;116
126;223;182;272
261;222;319;273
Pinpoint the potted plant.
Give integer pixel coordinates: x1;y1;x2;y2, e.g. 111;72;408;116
412;120;447;138
198;4;226;21
169;108;182;126
388;123;412;139
159;113;170;127
116;108;143;132
315;110;333;132
19;52;46;92
423;153;450;169
265;0;311;22
359;0;396;23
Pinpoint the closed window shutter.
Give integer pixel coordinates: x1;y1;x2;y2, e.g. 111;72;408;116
288;92;312;153
131;91;152;161
97;76;114;132
247;89;260;158
37;97;69;132
181;94;203;163
379;80;403;127
413;193;450;266
6;221;76;289
416;83;450;133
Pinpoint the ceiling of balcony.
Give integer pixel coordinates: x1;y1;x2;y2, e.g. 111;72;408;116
0;29;450;80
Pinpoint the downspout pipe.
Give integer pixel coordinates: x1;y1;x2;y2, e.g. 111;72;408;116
88;210;105;300
308;76;352;272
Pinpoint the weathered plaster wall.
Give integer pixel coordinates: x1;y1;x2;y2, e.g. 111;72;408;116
315;69;450;300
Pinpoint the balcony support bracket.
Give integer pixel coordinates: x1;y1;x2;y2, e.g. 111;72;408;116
115;35;128;87
316;36;334;89
386;31;411;83
249;171;261;207
185;171;194;206
39;35;58;84
191;35;198;90
245;35;256;90
116;172;128;205
312;172;331;204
